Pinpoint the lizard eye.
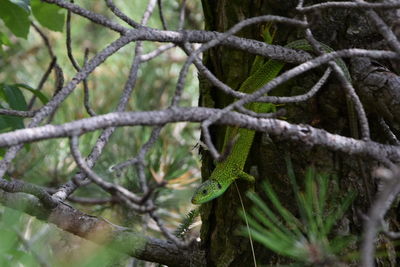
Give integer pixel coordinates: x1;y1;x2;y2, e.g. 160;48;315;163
217;183;222;189
202;189;207;194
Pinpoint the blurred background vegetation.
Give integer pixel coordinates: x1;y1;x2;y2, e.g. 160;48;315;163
0;1;203;266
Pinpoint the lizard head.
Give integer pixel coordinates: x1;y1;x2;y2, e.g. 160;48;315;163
191;179;229;204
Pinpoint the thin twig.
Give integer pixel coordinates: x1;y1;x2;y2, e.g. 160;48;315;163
0;109;37;117
378;117;400;146
157;0;169;30
82;48;97;116
66;7;96;116
32;22;64;95
28;57;57;110
178;0;187;30
140;43;176;62
105;0;141;28
298;1;400;12
66;1;81;71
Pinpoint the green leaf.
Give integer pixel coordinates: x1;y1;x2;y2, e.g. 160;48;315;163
14;83;48;104
0;229;18;253
9;0;30;13
0;31;10;55
0;32;12;47
0;84;27;131
0;116;12;132
1;208;22;229
2;84;27;111
31;0;66;32
0;0;30;38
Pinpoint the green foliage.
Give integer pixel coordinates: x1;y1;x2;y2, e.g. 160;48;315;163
9;0;30;12
0;83;48;157
68;244;129;267
13;83;48;104
0;82;47;133
0;0;30;39
0;83;27;132
0;206;129;267
31;0;66;32
0;31;11;54
0;0;65;43
241;158;356;265
174;208;199;239
0;207;46;267
0;84;27;111
0;83;31;157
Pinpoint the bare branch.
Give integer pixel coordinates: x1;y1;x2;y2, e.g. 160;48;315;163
298;1;400;12
361;167;400;267
0;178;57;208
140;43;176;62
0;107;399;164
0;109;37;117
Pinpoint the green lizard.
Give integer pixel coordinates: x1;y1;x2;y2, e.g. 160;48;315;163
191;29;350;205
191;25;278;204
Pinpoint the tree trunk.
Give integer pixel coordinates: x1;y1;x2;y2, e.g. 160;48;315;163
199;0;398;266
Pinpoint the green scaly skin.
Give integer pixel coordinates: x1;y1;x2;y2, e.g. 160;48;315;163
191;39;350;205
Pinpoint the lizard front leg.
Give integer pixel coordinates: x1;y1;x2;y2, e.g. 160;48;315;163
238;170;255;183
